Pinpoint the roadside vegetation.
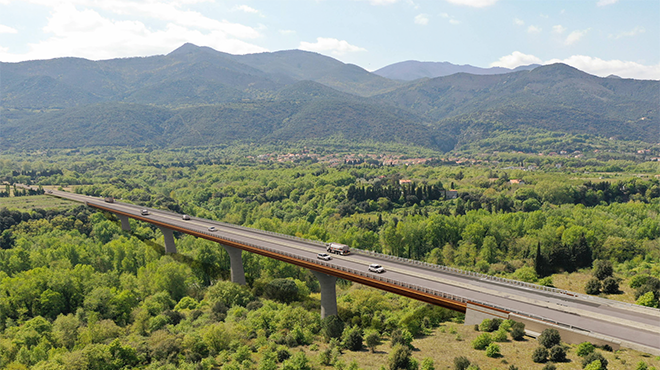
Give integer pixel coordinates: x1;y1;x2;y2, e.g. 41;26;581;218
0;144;658;368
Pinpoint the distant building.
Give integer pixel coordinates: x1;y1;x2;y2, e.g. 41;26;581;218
509;179;525;185
444;190;458;199
399;179;413;185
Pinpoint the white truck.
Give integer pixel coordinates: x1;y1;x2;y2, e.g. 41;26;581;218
326;242;350;255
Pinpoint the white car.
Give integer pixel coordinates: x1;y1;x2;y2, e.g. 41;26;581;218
317;253;332;261
141;209;150;216
368;264;385;273
208;226;217;232
182;215;191;220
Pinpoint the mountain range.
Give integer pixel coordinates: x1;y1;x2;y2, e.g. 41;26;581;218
1;43;658;152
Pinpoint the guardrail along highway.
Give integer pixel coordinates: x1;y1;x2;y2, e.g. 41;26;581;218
44;189;660;354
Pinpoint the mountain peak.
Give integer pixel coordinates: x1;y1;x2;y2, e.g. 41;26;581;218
167;43;202;56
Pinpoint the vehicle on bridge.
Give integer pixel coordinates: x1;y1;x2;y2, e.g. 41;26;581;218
327;242;350;255
208;226;217;232
369;264;385;273
141;209;150;215
317;253;332;261
104;197;115;203
182;214;191;220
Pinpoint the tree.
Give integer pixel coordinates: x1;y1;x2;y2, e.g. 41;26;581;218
322;315;345;340
549;345;566;362
592;260;613;280
581;352;608;369
585;278;601;295
453;356;471;370
390;329;414;349
510;322;525;341
388;344;415;370
601;277;619;294
265;279;299;303
532;346;549;363
365;331;381;353
538;329;561;348
341;326;363;351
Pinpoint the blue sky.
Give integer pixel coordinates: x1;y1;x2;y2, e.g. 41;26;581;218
0;0;658;79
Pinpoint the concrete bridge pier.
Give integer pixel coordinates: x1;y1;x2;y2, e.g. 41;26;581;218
117;214;131;232
158;226;177;254
312;270;338;318
222;245;246;285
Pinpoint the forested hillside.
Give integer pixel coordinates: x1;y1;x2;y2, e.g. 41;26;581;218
0;146;659;369
1;44;658;152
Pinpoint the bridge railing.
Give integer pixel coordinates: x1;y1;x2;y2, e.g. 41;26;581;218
190;225;594;333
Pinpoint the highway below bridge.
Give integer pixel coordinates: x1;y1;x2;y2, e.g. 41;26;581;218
44;189;660;355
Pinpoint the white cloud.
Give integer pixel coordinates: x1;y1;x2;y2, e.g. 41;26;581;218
552;25;566;34
233;5;262;15
449;19;461;25
513;18;524;26
414;14;429;25
527;25;541;34
565;29;589;45
234;5;258;13
440;12;450;18
0;3;266;62
546;55;660;80
597;0;618;6
612;26;645;39
299;37;366;56
0;24;18;34
492;51;660;80
445;0;498;8
356;0;400;4
279;29;296;35
490;51;542;68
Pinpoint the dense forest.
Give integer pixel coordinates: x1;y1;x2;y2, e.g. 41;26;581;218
0;144;659;369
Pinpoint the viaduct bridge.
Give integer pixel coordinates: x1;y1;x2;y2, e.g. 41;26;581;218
44;190;660;355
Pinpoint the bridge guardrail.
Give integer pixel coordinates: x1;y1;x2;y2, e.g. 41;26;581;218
184;221;593;333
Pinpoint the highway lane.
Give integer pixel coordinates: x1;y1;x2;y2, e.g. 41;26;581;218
45;190;660;351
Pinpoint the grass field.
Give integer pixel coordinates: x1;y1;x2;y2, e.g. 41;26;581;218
0;195;76;211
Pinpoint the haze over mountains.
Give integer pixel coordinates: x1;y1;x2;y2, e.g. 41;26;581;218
372;60;540;81
1;43;657;151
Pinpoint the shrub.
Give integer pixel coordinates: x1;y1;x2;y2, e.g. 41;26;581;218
601;277;619;294
538;329;561;348
391;329;414;349
636;361;649;370
478;318;501;332
493;328;508;342
341;326;363;351
365;331;381;352
549;345;566;362
585;278;601;295
629;275;649;289
388;344;413;370
508;366;519;370
543;365;557;370
322;315;345;340
265;279;299;303
420;358;434;370
636;291;659;308
584;360;603;370
532;346;549;363
453;356;470;370
510;322;525;341
582;352;608;369
593;260;613;280
576;342;595;357
485;343;500;358
499;319;513;332
471;333;492;350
